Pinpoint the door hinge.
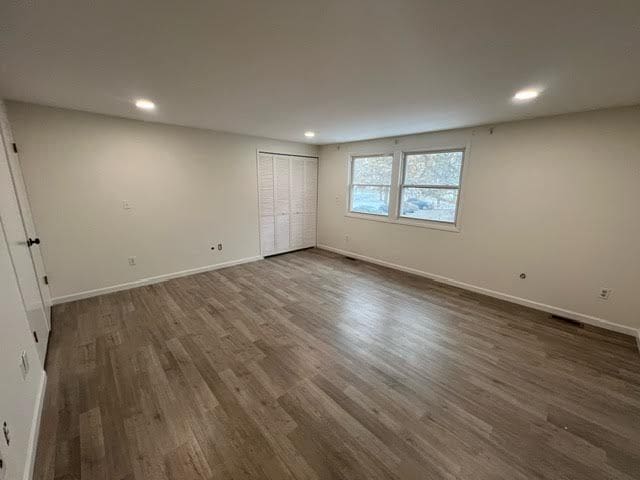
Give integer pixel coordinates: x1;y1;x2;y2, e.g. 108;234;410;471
33;331;39;343
12;143;18;153
44;275;49;285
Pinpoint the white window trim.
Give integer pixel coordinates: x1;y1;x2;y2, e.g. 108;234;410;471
398;147;465;226
346;152;396;218
344;145;469;233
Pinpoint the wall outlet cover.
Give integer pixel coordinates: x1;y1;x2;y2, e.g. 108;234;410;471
599;288;612;300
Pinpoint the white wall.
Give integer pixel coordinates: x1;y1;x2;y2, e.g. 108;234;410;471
7;102;318;301
318;106;640;333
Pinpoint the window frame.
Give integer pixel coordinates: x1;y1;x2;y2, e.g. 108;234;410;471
347;153;395;218
397;148;466;226
344;145;468;233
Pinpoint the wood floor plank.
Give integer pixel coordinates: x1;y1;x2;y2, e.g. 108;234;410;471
33;248;640;480
79;407;106;480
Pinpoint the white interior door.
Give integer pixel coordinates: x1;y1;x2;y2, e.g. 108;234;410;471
0;102;51;325
274;155;290;216
290;158;305;215
290;158;305;249
274;155;291;252
259;216;275;254
257;152;317;256
257;153;275;255
303;213;316;247
303;158;318;247
0;214;44;480
290;213;304;249
275;214;290;251
0;122;49;366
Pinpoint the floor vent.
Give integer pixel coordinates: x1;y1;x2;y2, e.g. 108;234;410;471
551;314;583;327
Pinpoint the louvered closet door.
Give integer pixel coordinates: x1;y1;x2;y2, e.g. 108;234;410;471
274;156;291;251
303;158;318;247
258;154;275;254
258;153;317;256
290;158;305;249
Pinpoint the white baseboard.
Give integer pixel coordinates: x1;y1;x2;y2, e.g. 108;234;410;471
24;371;47;480
317;244;638;338
51;255;263;305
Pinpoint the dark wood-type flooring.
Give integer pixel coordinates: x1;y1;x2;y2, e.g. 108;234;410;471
34;248;640;480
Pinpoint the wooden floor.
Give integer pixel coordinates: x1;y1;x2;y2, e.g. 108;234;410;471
34;248;640;480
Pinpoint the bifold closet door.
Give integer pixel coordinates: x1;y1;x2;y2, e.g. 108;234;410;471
290;158;305;249
258;154;275;254
257;152;317;256
303;158;317;247
274;155;291;251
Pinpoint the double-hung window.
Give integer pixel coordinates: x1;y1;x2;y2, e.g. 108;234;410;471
347;148;466;229
399;150;464;224
349;154;394;216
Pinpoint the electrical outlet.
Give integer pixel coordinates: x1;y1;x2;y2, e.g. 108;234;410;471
128;256;136;266
122;200;132;210
217;243;223;251
19;351;29;379
598;288;612;300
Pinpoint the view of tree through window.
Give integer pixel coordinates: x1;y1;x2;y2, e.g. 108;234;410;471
400;150;464;223
349;155;393;215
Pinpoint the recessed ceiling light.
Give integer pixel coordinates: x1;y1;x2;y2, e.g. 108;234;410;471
513;89;540;101
135;99;156;110
304;131;316;138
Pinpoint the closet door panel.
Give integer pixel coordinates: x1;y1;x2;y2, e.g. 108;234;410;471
304;158;318;213
290;158;305;215
303;213;316;247
258;153;316;255
257;154;274;216
274;156;290;215
275;215;290;251
259;216;275;255
290;213;304;249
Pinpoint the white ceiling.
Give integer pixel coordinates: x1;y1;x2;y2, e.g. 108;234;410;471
1;1;639;144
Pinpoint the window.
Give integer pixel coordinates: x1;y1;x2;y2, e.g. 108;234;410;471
349;154;393;216
346;147;466;230
399;150;464;224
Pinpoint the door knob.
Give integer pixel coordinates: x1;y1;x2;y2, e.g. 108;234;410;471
27;237;40;247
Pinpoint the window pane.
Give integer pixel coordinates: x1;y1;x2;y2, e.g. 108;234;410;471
351;186;390;215
404;151;463;186
400;187;459;223
352;155;393;185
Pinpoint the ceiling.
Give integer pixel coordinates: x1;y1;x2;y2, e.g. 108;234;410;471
1;1;639;144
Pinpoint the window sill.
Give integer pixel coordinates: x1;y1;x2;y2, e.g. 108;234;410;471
344;212;460;232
